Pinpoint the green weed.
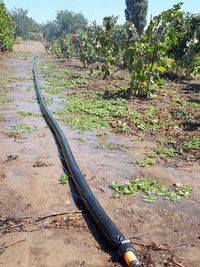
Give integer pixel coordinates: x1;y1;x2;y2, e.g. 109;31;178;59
59;174;69;184
158;139;176;145
0;98;14;104
136;159;155;167
156;146;176;157
13;76;30;81
96;143;116;150
131;137;144;142
73;137;86;142
145;151;156;158
112;178;192;203
182;136;200;150
17;111;41;117
7;154;19;161
96;132;105;137
62;115;109;131
8;123;33;134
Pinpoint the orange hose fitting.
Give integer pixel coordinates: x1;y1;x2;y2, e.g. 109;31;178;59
124;251;137;266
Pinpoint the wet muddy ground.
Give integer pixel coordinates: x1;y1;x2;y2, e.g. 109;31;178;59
0;41;200;267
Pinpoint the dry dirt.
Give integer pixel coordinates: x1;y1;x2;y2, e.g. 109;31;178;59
0;42;200;267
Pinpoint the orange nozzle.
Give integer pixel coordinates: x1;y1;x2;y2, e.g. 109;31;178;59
124;251;137;266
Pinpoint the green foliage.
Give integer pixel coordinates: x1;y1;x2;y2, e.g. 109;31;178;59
136;159;155;167
131;137;144;141
8;123;33;134
0;98;14;104
182;136;200;150
125;0;148;35
45;34;74;58
0;1;15;51
73;136;86;142
43;10;87;40
96;143;117;150
127;3;183;97
155;146;176;157
10;8;42;39
166;12;200;76
7;154;19;161
77;32;96;67
112;178;192;203
56;10;87;35
59;174;69;184
62;115;109;131
17;111;41;117
145;151;156;158
96;16;118;78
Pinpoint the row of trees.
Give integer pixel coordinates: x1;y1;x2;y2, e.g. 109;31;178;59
45;3;200;97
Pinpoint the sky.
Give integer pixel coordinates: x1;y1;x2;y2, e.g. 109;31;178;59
3;0;200;25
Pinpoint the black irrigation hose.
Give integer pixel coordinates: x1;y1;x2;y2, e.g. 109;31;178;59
33;58;141;267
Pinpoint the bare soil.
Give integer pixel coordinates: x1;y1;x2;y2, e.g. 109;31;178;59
0;42;200;267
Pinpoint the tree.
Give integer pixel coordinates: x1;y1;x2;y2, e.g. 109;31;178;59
10;8;29;38
125;0;148;35
0;1;15;51
42;10;88;40
56;10;88;35
10;8;42;39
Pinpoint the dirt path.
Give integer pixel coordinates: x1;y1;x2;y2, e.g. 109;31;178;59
0;42;200;267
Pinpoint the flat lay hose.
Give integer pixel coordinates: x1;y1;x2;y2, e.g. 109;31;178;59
33;59;141;267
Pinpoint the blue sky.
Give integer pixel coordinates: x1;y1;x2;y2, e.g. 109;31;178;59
3;0;200;25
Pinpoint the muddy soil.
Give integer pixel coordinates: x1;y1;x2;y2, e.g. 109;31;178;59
0;42;200;267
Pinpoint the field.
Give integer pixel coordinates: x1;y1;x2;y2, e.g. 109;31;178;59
0;41;199;266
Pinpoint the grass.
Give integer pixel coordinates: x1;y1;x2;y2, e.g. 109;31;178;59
112;178;192;203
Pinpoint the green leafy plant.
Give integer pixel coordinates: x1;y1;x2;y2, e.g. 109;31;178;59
136;159;155;167
127;3;183;97
8;123;33;134
59;174;69;184
7;154;19;161
112;178;192;203
155;146;176;157
0;98;14;104
73;137;86;142
96;143;117;150
131;137;144;141
145;151;156;158
17;111;41;117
